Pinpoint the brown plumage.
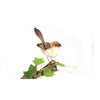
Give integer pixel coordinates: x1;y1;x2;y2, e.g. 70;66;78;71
34;28;51;50
37;42;51;49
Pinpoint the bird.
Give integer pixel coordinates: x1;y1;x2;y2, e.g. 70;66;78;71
34;28;61;61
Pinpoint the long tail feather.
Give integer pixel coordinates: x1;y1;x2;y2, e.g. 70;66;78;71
34;28;46;49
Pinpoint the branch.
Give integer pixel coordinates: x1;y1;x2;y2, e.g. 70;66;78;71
21;60;58;79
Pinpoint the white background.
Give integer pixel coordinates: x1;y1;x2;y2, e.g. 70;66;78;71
0;0;100;100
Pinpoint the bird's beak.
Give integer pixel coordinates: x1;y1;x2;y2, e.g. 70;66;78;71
59;43;61;47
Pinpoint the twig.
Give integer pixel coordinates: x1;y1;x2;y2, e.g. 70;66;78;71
21;60;58;79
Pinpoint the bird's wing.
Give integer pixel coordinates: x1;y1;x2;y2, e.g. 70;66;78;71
37;42;51;49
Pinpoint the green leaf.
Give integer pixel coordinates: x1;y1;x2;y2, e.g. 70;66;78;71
28;64;35;71
56;62;66;67
23;70;35;79
43;69;55;77
23;64;35;79
33;57;44;65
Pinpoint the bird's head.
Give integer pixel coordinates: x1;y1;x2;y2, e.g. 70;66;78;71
51;41;61;47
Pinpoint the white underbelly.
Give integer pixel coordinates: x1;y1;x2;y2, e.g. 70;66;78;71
41;47;60;58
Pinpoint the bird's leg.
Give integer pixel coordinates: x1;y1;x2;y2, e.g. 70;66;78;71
47;56;50;62
50;57;52;61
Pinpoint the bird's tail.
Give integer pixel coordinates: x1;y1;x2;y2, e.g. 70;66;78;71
34;28;46;49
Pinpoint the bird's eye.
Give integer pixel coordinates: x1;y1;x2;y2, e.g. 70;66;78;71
55;44;57;46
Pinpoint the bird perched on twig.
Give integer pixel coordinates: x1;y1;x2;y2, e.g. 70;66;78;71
34;28;61;61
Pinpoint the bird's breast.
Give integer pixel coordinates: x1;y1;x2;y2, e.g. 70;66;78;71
41;47;60;57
